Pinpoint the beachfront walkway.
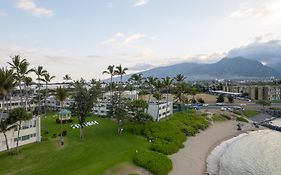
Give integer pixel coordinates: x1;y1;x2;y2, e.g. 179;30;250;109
169;120;255;175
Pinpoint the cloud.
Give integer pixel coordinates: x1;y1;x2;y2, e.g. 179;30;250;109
16;0;54;17
0;11;8;16
103;32;149;49
124;33;147;44
129;63;155;71
103;32;124;44
230;0;281;24
134;0;148;7
227;38;281;66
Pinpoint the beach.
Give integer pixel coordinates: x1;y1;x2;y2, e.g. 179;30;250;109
169;120;259;175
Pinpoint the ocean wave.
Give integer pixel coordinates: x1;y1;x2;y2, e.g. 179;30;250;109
206;130;281;175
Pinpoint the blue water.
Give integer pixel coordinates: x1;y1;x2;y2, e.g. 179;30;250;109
207;129;281;175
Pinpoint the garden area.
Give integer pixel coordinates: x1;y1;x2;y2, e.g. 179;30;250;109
0;110;209;175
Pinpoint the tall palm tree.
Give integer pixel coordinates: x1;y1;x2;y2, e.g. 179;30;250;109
0;67;16;114
145;76;157;103
63;74;72;88
40;73;55;133
128;73;143;99
8;55;32;107
31;66;47;116
23;76;33;110
55;86;68;144
153;79;163;121
114;65;128;83
162;77;173;116
102;65;115;101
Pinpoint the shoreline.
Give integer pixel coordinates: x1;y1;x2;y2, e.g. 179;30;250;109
169;120;261;175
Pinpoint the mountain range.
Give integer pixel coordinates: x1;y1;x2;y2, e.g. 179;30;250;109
110;57;281;81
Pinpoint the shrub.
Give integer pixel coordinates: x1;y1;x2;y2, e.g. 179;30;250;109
125;123;144;135
197;98;205;104
151;139;182;155
133;151;172;175
236;116;249;123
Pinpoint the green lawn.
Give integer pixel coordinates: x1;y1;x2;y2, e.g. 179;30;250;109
243;110;258;118
0;113;149;175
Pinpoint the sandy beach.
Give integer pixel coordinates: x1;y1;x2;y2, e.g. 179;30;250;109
169;120;259;175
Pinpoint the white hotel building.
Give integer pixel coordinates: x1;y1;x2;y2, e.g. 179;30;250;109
93;100;173;121
0;117;41;152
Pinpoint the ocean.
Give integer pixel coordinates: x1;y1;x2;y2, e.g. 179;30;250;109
206;129;281;175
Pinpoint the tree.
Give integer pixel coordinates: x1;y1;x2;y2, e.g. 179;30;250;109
55;86;68;142
174;74;186;83
31;66;47;116
63;74;72;89
0;67;16;114
173;82;189;104
145;76;157;104
114;65;128;83
197;98;205;104
129;99;152;124
0;118;16;151
216;94;224;103
102;65;115;101
128;73;143;99
227;96;234;103
9;107;31;151
190;87;198;103
23;76;33;110
162;76;173;116
70;83;95;139
8;55;32;107
41;73;55;133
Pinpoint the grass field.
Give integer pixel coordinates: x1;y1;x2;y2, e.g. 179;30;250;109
0;113;149;175
243;110;258;118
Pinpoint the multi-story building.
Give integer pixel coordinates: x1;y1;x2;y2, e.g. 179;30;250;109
0;117;41;152
147;101;173;121
92;100;173;121
223;85;281;101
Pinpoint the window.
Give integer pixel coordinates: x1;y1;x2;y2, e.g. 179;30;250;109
33;120;36;127
21;135;30;141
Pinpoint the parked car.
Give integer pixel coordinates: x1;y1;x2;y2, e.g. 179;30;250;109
203;103;209;107
216;103;225;106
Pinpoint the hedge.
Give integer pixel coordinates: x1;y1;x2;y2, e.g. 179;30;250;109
133;151;172;175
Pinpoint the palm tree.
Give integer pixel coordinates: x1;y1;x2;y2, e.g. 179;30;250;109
0;118;16;151
0;67;16;115
162;76;173;116
174;74;186;83
8;55;32;107
31;66;47;116
114;65;128;83
63;74;72;88
153;79;163;121
145;76;157;104
23;76;33;110
102;65;115;101
55;86;68;144
40;73;55;133
128;73;143;99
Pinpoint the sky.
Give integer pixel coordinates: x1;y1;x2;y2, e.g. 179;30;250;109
0;0;281;81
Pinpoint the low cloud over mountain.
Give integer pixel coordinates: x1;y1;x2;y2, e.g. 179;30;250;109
227;39;281;73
